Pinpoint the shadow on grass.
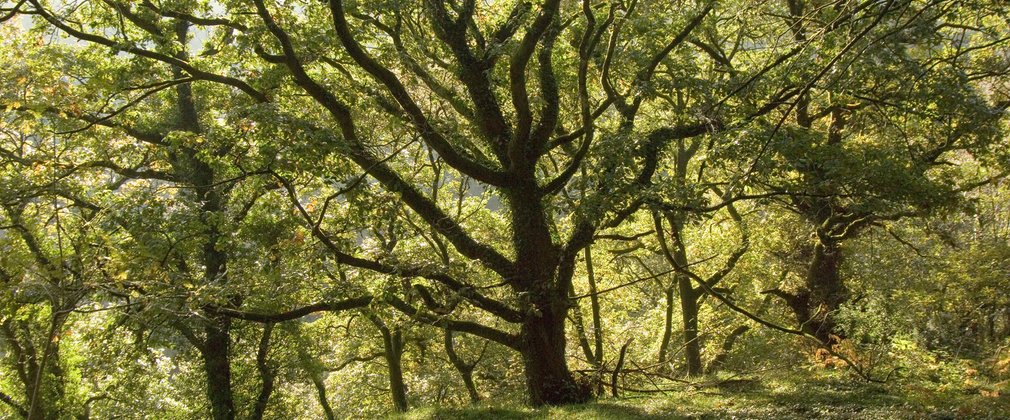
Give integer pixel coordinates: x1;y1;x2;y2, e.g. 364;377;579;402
398;400;695;420
419;407;532;420
560;401;689;419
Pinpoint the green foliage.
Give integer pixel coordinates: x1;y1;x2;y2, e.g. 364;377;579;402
0;0;1008;417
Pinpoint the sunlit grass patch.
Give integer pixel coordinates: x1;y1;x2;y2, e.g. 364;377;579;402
396;368;1010;420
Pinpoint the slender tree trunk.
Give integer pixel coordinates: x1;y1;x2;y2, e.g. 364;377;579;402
584;246;604;367
611;339;632;397
587;248;607;393
569;287;597;365
709;291;778;373
19;307;72;420
296;347;336;420
679;278;703;377
369;315;407;412
444;329;480;404
309;373;336;420
657;285;675;365
251;324;275;420
572;247;605;394
458;369;479;404
655;211;704;376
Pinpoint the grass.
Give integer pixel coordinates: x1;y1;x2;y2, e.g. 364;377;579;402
393;368;1010;419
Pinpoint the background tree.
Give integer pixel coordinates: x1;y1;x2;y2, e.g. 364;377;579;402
747;0;1010;344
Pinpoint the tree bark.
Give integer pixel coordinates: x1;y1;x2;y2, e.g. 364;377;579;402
459;370;480;404
444;329;480;404
657;285;676;366
202;315;235;420
518;310;582;406
518;302;588;406
801;241;848;344
611;339;632;397
572;246;605;394
251;323;275;420
655;211;704;376
296;346;336;420
679;278;703;376
508;183;590;406
771;240;848;346
169;23;237;419
584;246;604;368
309;373;336;420
369;315;408;412
569;287;597;366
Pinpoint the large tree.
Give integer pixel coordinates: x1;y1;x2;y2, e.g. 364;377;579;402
5;0;1006;409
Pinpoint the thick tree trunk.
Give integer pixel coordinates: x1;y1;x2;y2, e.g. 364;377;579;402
170;25;236;419
508;183;589;406
202;316;235;420
775;241;848;345
198;221;234;420
801;241;848;344
518;301;590;406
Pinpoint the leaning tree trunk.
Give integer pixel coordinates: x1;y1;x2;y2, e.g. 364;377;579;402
707;325;751;373
657;285;676;366
251;323;276;420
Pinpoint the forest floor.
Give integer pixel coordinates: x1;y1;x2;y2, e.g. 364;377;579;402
396;369;1010;419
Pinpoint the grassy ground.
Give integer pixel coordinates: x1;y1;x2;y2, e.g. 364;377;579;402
394;369;1010;419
